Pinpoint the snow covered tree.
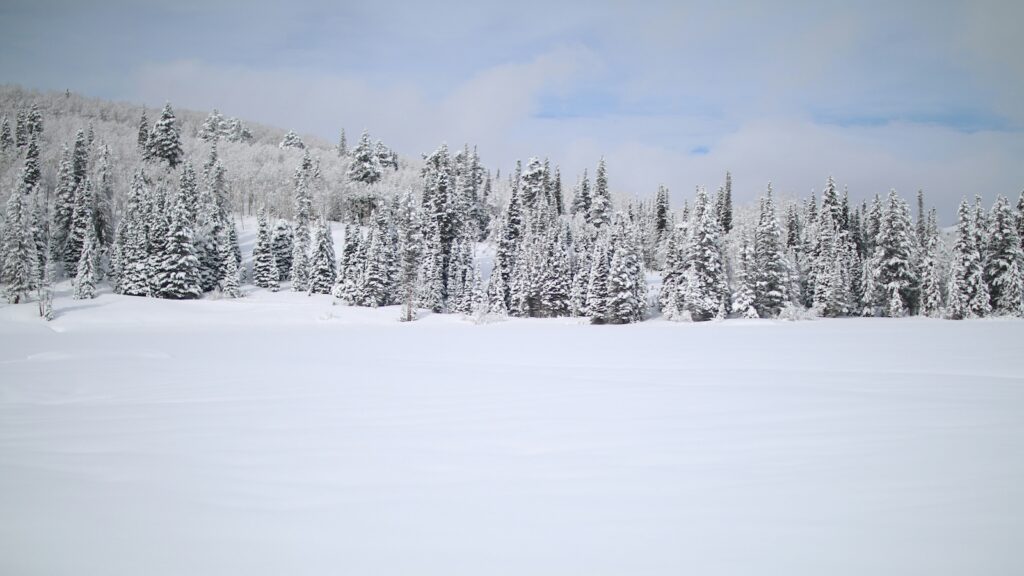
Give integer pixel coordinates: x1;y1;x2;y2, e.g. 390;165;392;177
603;216;646;324
732;235;759;318
2;177;39;303
22;134;41;190
137;110;149;152
984;195;1024;315
586;231;613;322
395;190;422;321
570;169;592;218
589;158;611;228
869;190;918;316
221;248;242;298
155;182;202;300
279;130;305;149
947;199;990;319
73;224;99;300
112;171;153;297
337;128;348;157
307;219;337;294
752;184;788;317
94;145;115;247
271;219;294;280
146;103;183;169
347;130;382;185
681;188;728;321
199;109;226;141
251;207;277;289
0;116;12;152
919;209;944;316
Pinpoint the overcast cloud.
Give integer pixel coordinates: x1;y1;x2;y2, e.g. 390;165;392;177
1;0;1022;218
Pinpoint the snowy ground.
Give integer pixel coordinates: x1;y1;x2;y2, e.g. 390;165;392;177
1;288;1023;575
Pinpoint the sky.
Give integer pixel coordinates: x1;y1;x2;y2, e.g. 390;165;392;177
1;0;1022;217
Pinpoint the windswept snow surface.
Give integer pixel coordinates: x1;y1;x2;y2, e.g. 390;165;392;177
1;291;1023;575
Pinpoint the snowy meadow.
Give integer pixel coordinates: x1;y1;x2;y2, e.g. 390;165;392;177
2;289;1024;575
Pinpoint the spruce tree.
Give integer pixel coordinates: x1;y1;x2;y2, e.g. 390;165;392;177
115;171;154;297
221;249;242;298
871;190;918;316
752;184;788;317
586;232;612;322
271;219;294;280
0;116;12;152
947;199;989;319
347;130;382;185
252;207;276;289
919;209;944;316
337;128;348;157
682;188;728;321
73;225;99;300
137;110;149;152
604;216;645;324
146;103;183;169
22;134;41;190
984;195;1024;315
589;158;611;228
307;219;337;294
65;178;96;267
94;145;115;247
155;182;202;300
2;177;39;303
732;235;759;318
279;130;305;149
570;169;592;218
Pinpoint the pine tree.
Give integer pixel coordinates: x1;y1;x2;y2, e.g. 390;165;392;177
947;199;989;319
337;128;348;157
146;103;183;169
0;116;12;152
417;223;445;312
721;171;733;233
360;225;391;306
114;171;154;297
919;209;944;316
870;190;918;316
2;177;39;303
570;169;592;218
279;130;305;149
252;207;276;288
271;219;294;280
732;235;759;318
73;225;99;300
984;195;1024;315
65;178;96;267
682;188;728;321
22;134;41;190
307;219;337;294
654;185;671;237
347;130;382;184
155;182;202;300
94;145;115;247
589;158;611;228
199;109;226;141
752;184;788;317
604;216;646;324
221;249;242;298
586;231;612;322
137;110;150;152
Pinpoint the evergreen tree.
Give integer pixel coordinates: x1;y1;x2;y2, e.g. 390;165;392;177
947;199;989;319
395;191;422;321
570;169;592;218
94;145;115;247
337;128;348;157
279;130;305;149
271;219;294;280
251;207;276;288
307;219;337;294
984;196;1024;315
589;158;612;228
65;178;96;267
155;182;202;300
919;209;944;316
290;228;310;292
146;103;183;169
199;109;226;141
603;216;646;324
137;110;149;152
2;177;39;303
870;190;918;316
360;224;391;306
333;224;363;303
681;188;728;321
114;171;154;297
732;235;759;318
654;185;671;237
586;231;613;322
22;134;41;190
347;130;382;184
73;223;99;300
0;115;12;152
752;184;788;317
221;249;242;298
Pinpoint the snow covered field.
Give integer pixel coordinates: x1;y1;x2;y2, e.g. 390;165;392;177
1;292;1023;575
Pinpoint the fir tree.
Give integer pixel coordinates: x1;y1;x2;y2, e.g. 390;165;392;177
146;103;183;169
221;249;242;298
114;171;154;297
137;110;149;152
94;145;115;247
871;190;919;316
984;196;1024;315
73;224;99;300
682;188;728;321
2;177;39;303
279;130;305;149
589;158;612;228
586;232;612;322
155;183;202;300
307;219;337;294
919;209;944;317
570;169;592;218
732;235;759;318
752;184;788;317
603;216;646;324
251;207;276;288
347;130;382;184
65;178;96;267
337;128;348;157
22;134;41;190
271;219;294;280
395;192;422;321
0;116;12;152
947;199;989;319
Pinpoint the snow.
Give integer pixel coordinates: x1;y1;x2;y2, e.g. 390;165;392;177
2;290;1024;575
